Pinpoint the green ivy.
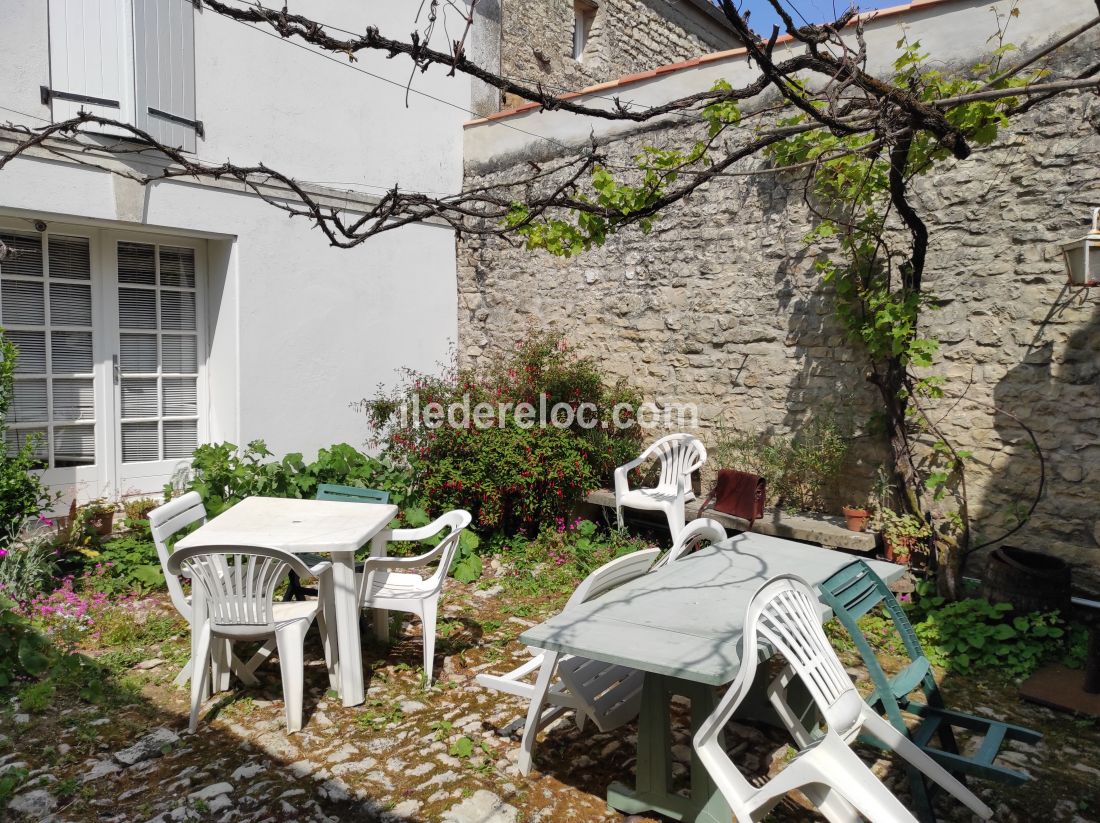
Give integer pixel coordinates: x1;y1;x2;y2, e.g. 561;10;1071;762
172;441;414;518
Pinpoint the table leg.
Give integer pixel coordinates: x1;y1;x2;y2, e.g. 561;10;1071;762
607;674;733;823
331;550;365;707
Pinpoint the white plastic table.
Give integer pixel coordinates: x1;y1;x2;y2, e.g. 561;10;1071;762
177;495;398;707
520;533;904;822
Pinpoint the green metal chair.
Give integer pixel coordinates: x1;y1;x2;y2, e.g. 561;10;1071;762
284;484;390;601
816;560;1041;822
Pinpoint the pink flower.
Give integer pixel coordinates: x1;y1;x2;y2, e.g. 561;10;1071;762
0;548;7;559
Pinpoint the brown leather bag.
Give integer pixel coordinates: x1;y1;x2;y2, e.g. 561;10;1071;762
699;469;766;526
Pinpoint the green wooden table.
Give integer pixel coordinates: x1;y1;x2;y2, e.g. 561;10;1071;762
520;532;904;822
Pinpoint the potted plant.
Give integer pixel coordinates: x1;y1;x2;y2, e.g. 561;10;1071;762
879;508;931;565
80;498;116;537
841;503;871;532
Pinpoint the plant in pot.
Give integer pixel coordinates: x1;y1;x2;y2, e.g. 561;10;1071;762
878;508;931;565
80;498;116;538
841;502;871;532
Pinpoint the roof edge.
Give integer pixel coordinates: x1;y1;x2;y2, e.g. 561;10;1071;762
465;0;963;127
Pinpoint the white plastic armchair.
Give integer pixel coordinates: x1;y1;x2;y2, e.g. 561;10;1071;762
614;433;706;539
652;518;727;570
357;510;472;685
148;493;275;689
693;575;993;823
476;548;661;775
167;544;338;734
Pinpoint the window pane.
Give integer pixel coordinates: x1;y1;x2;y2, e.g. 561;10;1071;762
51;331;93;373
119;288;157;329
54;425;94;466
161;290;195;330
0;234;43;278
48;236;91;280
118;242;156;285
1;279;45;325
163;420;197;459
120;333;158;374
160;247;196;288
53;378;95;421
11;379;47;422
121;378;159;418
7;331;46;373
5;427;47;464
163;378;197;416
49;283;92;326
161;335;197;373
121;421;159;463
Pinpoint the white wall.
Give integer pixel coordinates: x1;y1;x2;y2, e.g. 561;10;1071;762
2;0;475;194
0;1;465;493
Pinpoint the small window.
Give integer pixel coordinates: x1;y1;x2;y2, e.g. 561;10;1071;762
573;1;597;61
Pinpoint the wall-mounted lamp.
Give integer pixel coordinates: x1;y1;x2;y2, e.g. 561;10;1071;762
1062;207;1100;286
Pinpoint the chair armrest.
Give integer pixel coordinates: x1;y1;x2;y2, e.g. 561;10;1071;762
389;512;456;543
614;456;645;498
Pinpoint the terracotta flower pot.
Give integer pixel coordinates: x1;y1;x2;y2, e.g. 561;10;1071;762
841;506;870;532
88;511;114;537
883;535;916;565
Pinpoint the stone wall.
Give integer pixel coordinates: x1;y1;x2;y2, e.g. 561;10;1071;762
498;0;735;109
458;36;1100;588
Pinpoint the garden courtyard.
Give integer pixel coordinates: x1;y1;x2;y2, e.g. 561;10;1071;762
3;552;1100;823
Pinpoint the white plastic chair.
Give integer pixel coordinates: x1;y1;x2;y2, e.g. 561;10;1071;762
693;575;994;822
614;433;707;539
167;544;338;734
476;548;661;774
652;518;727;569
357;510;472;686
148;493;274;689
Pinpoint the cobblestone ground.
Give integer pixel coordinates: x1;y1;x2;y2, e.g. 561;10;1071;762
3;561;1100;822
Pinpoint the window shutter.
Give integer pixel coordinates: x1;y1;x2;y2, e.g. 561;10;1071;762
46;0;130;122
133;0;199;152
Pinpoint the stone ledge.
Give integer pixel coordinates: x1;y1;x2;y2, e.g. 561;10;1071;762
585;489;878;553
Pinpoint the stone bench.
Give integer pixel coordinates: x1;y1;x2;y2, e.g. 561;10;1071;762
584;489;878;553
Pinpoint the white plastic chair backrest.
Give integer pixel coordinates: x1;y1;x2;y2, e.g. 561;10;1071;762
645;434;706;491
748;575;864;735
390;509;473;591
148;491;207;623
166;544;315;637
663;518;727;566
565;548;661;610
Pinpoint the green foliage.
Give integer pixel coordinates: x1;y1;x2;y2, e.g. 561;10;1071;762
0;330;54;549
908;582;1084;679
501;519;652;599
94;535;164;594
0;527;57;602
363;332;642;534
0;592;111;703
502;79;739;254
173;440;414;518
709;416;849;512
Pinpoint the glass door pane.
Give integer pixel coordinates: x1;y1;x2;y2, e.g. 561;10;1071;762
116;241;200;467
1;232;96;469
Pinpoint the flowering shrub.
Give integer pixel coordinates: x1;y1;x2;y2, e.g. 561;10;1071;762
23;566;121;649
363;333;643;534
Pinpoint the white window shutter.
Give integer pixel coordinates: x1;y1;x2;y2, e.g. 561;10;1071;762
46;0;130;122
133;0;199;152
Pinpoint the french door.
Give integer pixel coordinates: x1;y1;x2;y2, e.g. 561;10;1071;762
0;220;207;501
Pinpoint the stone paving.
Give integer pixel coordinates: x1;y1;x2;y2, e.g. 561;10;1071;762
3;563;1100;822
